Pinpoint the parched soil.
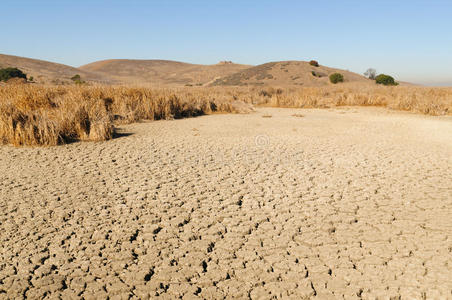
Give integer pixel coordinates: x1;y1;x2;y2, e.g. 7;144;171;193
1;108;451;299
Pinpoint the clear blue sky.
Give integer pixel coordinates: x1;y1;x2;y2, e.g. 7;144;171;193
1;0;451;85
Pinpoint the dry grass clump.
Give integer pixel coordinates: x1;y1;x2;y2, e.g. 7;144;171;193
1;84;451;146
0;85;240;146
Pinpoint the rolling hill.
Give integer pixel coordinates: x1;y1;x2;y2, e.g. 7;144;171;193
210;61;372;87
1;54;375;87
79;59;251;86
0;54;114;84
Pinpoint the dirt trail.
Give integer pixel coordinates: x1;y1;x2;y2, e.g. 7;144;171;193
1;108;451;299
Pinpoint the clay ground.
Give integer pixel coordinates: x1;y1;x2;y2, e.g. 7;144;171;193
0;108;451;299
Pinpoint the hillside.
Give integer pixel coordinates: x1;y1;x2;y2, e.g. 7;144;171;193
79;59;251;86
211;61;372;87
1;54;380;87
0;54;114;84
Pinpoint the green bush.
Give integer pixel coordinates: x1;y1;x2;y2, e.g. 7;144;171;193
71;74;85;85
375;74;397;86
309;60;319;67
0;67;27;82
329;73;344;84
71;74;81;81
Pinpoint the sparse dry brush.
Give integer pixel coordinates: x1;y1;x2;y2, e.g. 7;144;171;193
0;84;451;146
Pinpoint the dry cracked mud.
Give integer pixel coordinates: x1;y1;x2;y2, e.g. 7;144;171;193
1;108;451;299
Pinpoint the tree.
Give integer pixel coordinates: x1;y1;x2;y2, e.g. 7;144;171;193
0;67;27;82
375;74;397;86
309;60;319;67
329;73;344;84
364;68;377;80
71;74;84;85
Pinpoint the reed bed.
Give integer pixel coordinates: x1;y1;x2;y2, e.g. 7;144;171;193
254;85;452;116
0;84;451;146
0;85;246;146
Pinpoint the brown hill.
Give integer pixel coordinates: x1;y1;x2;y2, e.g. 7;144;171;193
210;61;372;87
1;54;382;87
0;54;114;84
79;59;251;86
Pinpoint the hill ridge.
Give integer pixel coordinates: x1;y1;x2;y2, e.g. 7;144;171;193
1;54;372;86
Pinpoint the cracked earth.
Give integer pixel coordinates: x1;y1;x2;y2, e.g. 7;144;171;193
1;107;451;299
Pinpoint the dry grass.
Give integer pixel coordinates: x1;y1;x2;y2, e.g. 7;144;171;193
0;84;451;146
0;85;243;146
252;85;452;116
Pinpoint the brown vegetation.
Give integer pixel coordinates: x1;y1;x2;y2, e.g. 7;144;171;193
309;60;319;67
0;85;248;146
0;84;450;146
254;85;452;115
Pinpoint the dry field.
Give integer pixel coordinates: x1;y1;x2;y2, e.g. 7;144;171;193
0;106;451;298
0;84;451;146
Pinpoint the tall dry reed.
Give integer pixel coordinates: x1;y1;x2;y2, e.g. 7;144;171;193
0;85;246;146
250;85;452;116
0;84;450;146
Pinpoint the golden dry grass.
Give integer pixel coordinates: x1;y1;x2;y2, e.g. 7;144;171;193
253;85;452;116
0;84;451;146
0;85;245;146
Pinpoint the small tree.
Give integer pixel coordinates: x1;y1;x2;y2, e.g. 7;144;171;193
71;74;84;85
329;73;344;84
28;76;34;82
375;74;397;86
309;60;319;67
0;67;27;82
364;68;377;80
71;74;81;81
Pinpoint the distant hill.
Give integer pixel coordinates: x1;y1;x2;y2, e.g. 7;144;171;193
79;59;251;86
210;61;372;87
0;54;114;84
1;54;382;87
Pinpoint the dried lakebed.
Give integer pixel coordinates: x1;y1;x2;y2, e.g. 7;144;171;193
1;108;451;299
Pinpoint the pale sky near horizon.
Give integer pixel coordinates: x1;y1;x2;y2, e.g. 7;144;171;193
1;0;451;85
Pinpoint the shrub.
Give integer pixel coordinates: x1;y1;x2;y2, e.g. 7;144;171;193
71;74;85;85
329;73;344;84
0;67;27;82
312;71;326;78
28;76;34;82
375;74;397;86
309;60;319;67
71;74;81;81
